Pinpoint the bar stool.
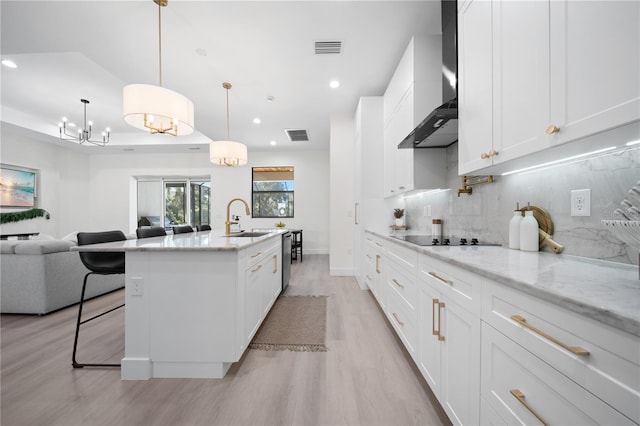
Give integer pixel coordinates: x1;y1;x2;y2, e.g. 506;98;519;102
73;230;126;368
136;227;166;239
291;229;303;262
196;224;211;231
172;225;194;234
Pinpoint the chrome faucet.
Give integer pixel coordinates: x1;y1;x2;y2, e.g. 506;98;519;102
225;198;251;235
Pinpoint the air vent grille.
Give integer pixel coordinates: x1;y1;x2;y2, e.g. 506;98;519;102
315;41;342;55
285;129;309;142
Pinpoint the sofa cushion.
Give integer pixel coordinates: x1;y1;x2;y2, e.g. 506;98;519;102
0;240;21;254
14;240;75;255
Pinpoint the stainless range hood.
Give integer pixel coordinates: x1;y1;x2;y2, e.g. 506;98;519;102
399;0;458;149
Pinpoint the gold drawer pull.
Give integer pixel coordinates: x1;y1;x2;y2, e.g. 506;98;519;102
510;315;589;356
250;264;262;273
481;152;490;159
392;312;404;327
273;255;278;273
250;251;263;259
546;124;560;134
428;271;453;285
392;279;404;289
510;389;548;426
432;299;439;336
375;254;381;274
489;149;499;157
437;301;445;341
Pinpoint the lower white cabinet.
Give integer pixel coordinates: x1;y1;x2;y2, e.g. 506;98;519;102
418;254;481;426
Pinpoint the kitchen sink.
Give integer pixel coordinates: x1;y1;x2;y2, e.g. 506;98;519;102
225;232;269;238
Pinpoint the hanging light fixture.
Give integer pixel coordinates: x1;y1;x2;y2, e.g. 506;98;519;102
122;0;194;136
59;99;110;146
210;82;248;167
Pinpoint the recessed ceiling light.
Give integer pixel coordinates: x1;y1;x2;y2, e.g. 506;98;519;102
253;118;261;124
329;80;340;89
270;141;277;146
1;59;17;68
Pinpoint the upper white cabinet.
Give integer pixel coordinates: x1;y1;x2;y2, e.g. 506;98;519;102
383;36;446;197
458;0;640;175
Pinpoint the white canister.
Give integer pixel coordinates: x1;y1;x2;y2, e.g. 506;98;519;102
508;210;523;249
432;219;442;239
519;210;539;252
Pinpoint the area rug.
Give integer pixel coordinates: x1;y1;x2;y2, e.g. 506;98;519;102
249;295;328;352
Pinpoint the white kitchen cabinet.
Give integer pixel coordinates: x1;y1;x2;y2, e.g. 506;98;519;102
244;240;281;347
458;0;640;175
482;280;640;423
418;253;481;426
383;36;446;197
481;323;635;426
364;233;386;309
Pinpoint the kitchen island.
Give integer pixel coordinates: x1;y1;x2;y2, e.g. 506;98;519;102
73;230;284;380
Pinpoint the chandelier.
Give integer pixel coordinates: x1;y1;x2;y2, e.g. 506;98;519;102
210;82;248;167
59;99;110;146
122;0;194;136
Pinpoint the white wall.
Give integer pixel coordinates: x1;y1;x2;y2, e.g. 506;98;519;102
329;113;355;275
0;124;91;237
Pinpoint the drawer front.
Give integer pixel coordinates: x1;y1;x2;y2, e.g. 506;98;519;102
483;281;640;422
386;259;418;313
419;253;480;315
482;323;635;426
386;239;418;272
245;239;280;267
386;285;418;356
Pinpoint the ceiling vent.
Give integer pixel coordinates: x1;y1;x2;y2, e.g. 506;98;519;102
285;129;309;142
315;41;342;55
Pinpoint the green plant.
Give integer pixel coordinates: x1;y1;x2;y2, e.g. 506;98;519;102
393;208;404;219
0;208;50;224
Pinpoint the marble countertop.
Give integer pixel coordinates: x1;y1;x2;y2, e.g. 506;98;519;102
71;230;284;252
367;230;640;337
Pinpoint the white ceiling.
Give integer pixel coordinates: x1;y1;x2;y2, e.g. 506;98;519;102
1;0;441;154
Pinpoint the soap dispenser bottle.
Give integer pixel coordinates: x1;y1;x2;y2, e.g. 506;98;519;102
520;204;539;252
508;203;522;250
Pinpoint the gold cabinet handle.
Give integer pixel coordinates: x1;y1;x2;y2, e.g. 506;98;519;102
392;278;404;289
510;315;589;356
250;251;263;259
489;149;499;157
375;254;381;274
432;298;439;336
481;152;490;159
375;242;383;247
273;255;278;273
392;312;404;327
510;389;549;426
354;202;359;225
250;264;262;273
437;301;445;341
546;124;560;134
428;271;453;285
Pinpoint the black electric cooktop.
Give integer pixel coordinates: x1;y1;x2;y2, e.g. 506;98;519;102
391;235;501;247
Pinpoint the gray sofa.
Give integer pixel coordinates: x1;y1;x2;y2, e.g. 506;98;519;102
1;239;124;314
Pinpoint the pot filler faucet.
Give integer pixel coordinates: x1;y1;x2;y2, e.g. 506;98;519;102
226;198;251;235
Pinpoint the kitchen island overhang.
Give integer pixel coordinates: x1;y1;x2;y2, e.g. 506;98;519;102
72;230;285;380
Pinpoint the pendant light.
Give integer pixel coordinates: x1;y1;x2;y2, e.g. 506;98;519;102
122;0;194;136
210;82;248;167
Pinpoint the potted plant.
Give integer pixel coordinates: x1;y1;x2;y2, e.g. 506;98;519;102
393;209;405;227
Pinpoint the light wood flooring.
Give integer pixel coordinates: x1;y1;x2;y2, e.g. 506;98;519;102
1;255;450;426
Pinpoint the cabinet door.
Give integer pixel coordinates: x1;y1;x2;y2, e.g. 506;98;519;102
440;298;481;426
549;1;640;146
458;0;495;175
393;86;416;194
492;0;551;164
245;261;263;343
418;281;442;394
261;252;281;317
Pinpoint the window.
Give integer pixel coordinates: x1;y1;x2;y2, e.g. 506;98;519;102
252;167;294;218
137;177;210;229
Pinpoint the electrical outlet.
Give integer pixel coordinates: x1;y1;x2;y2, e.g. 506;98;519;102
131;277;144;296
571;189;591;216
423;205;432;217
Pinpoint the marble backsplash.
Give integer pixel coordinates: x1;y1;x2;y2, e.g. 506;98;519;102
401;143;640;265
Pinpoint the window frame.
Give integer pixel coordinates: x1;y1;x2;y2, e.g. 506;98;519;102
251;166;295;219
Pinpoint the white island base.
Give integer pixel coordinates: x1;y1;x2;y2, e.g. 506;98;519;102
100;233;282;380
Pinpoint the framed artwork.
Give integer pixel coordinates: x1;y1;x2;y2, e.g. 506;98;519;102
0;164;37;208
